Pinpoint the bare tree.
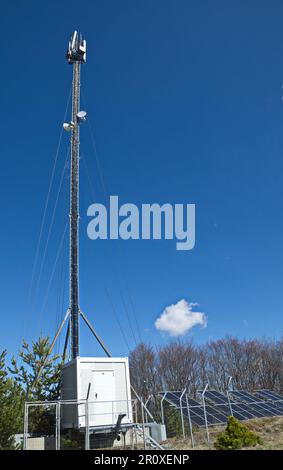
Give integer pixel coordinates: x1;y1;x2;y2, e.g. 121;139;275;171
156;341;200;394
129;343;160;399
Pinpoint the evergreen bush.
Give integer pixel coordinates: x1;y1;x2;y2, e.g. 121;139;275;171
215;416;262;450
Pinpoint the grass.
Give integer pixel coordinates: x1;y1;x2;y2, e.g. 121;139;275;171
166;416;283;450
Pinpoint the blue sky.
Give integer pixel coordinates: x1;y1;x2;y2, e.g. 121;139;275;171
1;0;283;359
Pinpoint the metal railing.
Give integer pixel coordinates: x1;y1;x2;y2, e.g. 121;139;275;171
23;397;162;450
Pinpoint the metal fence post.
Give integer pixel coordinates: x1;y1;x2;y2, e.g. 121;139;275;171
185;394;194;449
180;389;186;439
144;395;152;424
23;403;28;450
55;402;60;450
226;390;234;417
160;392;166;425
140;397;146;450
226;376;234;416
134;399;138;423
85;400;90;450
201;384;210;445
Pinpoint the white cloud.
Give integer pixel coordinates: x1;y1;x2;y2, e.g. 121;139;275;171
155;299;207;336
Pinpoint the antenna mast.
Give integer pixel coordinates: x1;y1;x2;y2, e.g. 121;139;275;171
66;31;86;359
31;32;111;386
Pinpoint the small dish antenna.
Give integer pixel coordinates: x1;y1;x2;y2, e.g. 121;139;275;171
77;110;87;122
63;121;75;132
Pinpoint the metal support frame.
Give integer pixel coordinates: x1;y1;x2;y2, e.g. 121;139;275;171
144;395;152;424
63;320;70;362
85;401;90;450
145;395;152;407
179;388;186;438
131;386;156;423
160;392;167;425
24;402;58;450
185;394;195;449
201;383;210;444
80;310;111;357
32;309;112;388
23;403;28;450
226;376;234;416
23;398;138;450
32;310;70;389
227;376;233;391
55;402;61;450
140;397;146;449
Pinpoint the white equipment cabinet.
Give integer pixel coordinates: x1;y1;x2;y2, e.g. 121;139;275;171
61;357;133;429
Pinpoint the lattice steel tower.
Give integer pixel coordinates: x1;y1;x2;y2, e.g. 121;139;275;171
32;32;110;385
65;31;86;359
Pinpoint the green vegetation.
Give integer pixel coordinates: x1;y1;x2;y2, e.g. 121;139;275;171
165;406;184;437
0;337;63;448
0;351;24;449
9;336;61;401
61;437;82;450
214;416;262;450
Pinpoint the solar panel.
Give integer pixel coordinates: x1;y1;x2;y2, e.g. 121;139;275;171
266;401;283;413
256;390;272;401
231;390;256;403
165;392;205;412
212;402;249;421
204;405;227;424
199;389;258;421
229;407;249;421
234;391;261;402
165;392;184;407
165;391;182;401
250;403;274;417
255;391;283;415
202;390;229;405
191;417;207;426
231;403;255;420
256;390;283;402
161;392;206;427
187;408;207;427
202;390;258;420
161;391;229;427
238;402;265;418
189;404;227;426
240;392;283;416
185;397;202;407
214;404;231;415
268;391;283;401
229;390;282;418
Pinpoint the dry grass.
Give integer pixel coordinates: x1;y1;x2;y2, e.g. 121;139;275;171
166;416;283;450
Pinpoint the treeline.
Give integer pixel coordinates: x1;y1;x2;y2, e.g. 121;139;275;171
129;337;283;398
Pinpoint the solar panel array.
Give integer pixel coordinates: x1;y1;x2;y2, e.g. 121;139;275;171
159;389;283;428
256;389;283;403
163;391;227;427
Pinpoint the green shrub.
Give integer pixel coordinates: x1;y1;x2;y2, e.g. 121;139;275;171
215;416;262;450
61;438;82;450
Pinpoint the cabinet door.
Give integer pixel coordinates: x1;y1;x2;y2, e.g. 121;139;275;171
92;370;116;425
